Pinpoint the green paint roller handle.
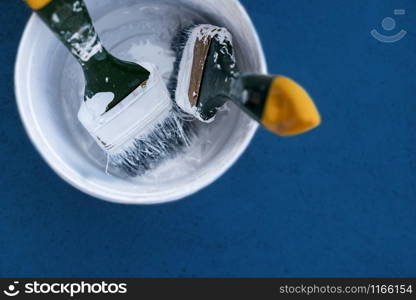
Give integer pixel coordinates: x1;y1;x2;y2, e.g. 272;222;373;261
24;0;150;112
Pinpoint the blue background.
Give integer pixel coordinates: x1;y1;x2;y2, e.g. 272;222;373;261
0;0;415;277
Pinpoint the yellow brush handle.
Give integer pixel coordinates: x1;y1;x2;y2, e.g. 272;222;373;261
262;76;321;136
25;0;53;10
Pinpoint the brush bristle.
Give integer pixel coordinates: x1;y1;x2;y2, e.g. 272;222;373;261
110;104;195;177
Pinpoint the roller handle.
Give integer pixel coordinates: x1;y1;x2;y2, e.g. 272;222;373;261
236;74;321;136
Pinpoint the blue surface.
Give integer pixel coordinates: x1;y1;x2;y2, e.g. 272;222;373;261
1;0;415;277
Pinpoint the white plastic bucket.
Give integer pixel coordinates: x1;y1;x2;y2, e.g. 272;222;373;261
15;0;266;204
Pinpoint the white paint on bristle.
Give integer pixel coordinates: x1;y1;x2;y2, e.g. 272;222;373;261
175;25;233;122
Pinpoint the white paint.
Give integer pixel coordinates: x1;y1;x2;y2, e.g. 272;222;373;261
83;92;114;118
127;41;175;81
68;24;103;62
52;13;60;23
73;1;82;12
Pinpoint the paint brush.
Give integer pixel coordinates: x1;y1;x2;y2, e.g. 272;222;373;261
170;24;321;136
